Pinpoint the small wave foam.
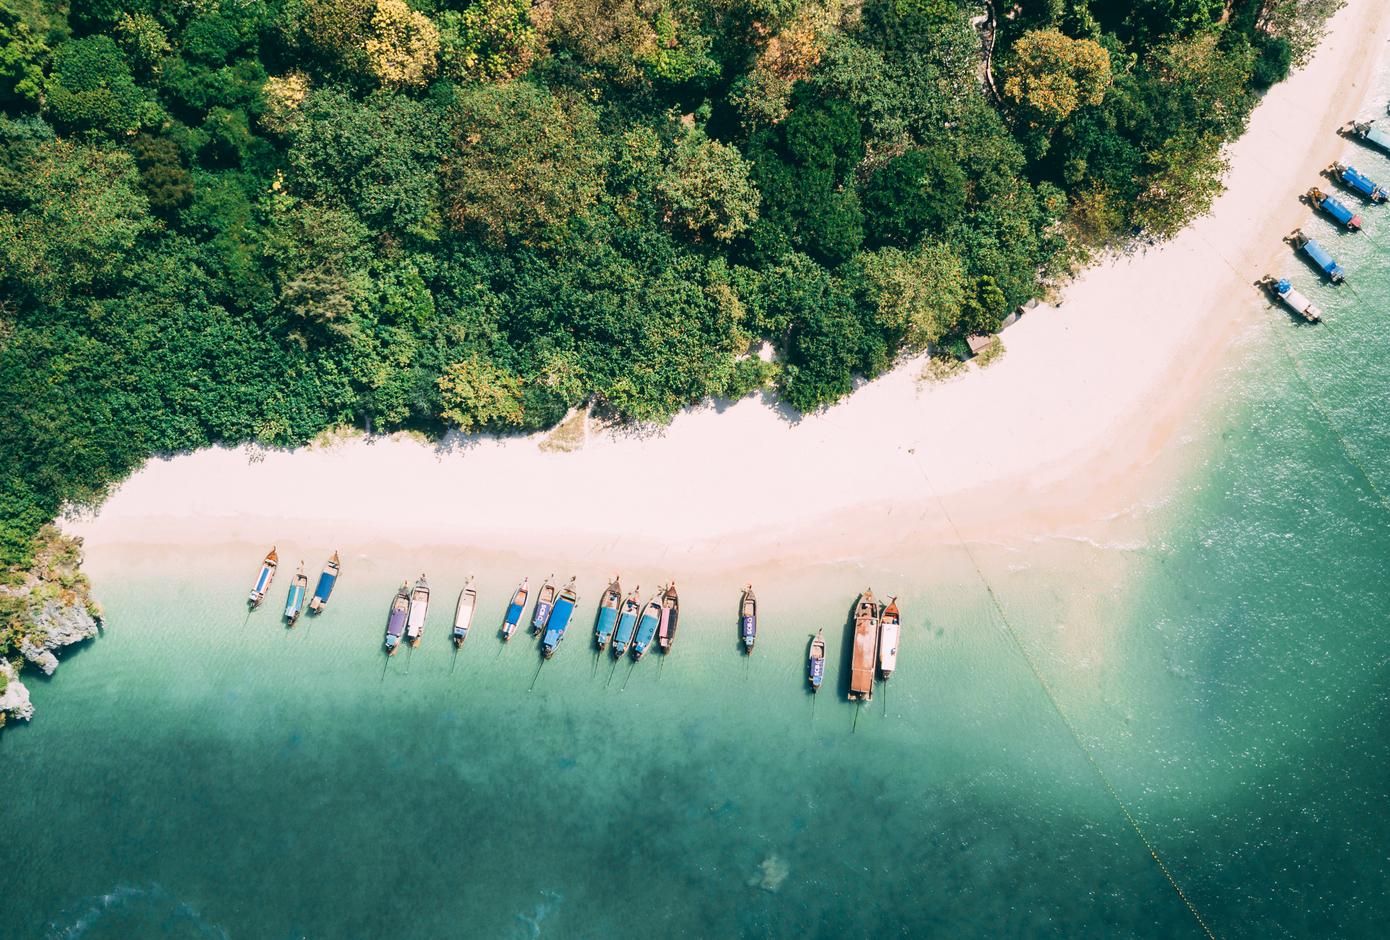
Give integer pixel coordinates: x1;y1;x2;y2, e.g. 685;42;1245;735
45;883;228;940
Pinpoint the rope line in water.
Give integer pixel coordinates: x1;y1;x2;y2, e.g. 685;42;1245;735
909;456;1217;940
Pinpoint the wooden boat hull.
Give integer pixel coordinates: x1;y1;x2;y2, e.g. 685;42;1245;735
808;632;826;692
658;584;679;652
849;592;878;701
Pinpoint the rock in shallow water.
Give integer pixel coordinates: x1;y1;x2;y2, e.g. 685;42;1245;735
0;660;34;722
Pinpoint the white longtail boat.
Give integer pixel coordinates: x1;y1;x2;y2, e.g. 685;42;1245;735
452;576;476;649
406;575;430;647
878;597;900;680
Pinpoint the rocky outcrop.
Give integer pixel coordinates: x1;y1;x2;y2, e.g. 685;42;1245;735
0;660;34;723
21;599;100;675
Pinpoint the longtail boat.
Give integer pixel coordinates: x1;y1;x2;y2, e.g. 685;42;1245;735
657;582;679;653
530;576;557;636
542;578;578;659
849;590;878;702
1261;276;1322;323
612;588;641;657
452;576;477;649
384;581;409;655
406;575;430;647
283;563;308;627
1351;119;1390;155
1330;162;1387;203
307;551;340;615
878;597;900;680
1289;229;1345;283
1308;187;1362;230
632;593;661;660
594;577;621;650
808;630;826;693
739;585;757;653
502;578;529;641
247;547;278;609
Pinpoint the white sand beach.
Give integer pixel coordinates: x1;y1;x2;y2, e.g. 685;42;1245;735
67;0;1390;576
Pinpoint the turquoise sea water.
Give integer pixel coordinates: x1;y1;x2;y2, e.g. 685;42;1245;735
8;96;1390;940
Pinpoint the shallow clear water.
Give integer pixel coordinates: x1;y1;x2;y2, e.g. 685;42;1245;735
8;76;1390;940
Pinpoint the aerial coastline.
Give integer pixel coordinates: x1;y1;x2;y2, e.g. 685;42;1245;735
65;0;1390;581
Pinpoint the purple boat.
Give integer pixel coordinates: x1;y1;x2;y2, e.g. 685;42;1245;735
384;581;409;655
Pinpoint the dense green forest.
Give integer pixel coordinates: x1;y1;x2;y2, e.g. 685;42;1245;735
0;0;1339;569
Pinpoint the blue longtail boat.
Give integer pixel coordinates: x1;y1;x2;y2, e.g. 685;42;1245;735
1352;120;1390;155
1290;229;1345;283
542;578;578;659
1308;187;1361;230
594;577;621;650
283;563;308;627
307;552;339;615
384;581;409;655
247;547;278;609
1331;162;1387;202
611;588;641;657
740;585;757;653
530;575;557;636
808;629;826;693
631;593;661;660
501;578;529;641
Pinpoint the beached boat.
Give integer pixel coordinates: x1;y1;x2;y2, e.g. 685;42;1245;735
594;577;621;650
849;590;878;702
247;547;278;609
808;630;826;693
632;593;662;660
1351;119;1390;155
878;598;900;680
739;585;757;653
502;578;529;640
283;563;308;627
657;582;679;653
384;581;409;655
1289;229;1345;283
541;578;578;659
406;575;430;647
1330;162;1387;203
612;588;641;657
530;576;557;636
1262;276;1322;323
307;551;339;615
1307;187;1361;230
452;577;477;649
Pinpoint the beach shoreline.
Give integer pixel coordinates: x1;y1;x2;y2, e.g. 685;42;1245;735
64;0;1390;579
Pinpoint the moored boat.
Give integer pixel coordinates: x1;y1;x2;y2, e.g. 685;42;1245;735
739;585;757;653
808;629;826;693
452;576;477;648
1351;119;1390;155
632;593;661;660
1330;162;1387;202
612;588;641;657
502;578;529;640
542;578;578;659
307;551;340;615
1307;186;1361;230
406;575;430;647
594;577;621;650
530;576;557;636
247;547;278;609
283;563;308;627
657;582;679;653
1261;276;1322;323
878;597;900;680
1289;229;1345;283
849;590;878;702
384;581;409;655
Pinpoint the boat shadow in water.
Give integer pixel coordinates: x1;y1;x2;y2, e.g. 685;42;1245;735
836;598;859;701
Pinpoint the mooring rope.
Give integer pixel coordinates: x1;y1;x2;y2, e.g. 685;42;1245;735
908;455;1218;940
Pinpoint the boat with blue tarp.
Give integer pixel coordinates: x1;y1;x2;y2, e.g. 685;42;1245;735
384;581;409;655
284;563;308;626
530;576;556;636
307;552;339;615
594;577;621;650
808;630;826;693
247;547;278;609
502;578;529;640
1290;230;1344;283
1330;163;1387;202
612;588;641;657
541;578;578;659
740;585;757;653
1308;187;1361;230
632;592;661;660
1351;120;1390;155
1261;276;1321;323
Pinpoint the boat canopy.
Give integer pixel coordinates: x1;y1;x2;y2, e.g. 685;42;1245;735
1318;193;1360;227
254;568;272;593
312;570;337;600
1340;165;1384;199
1364;124;1390;152
1300;238;1344;280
